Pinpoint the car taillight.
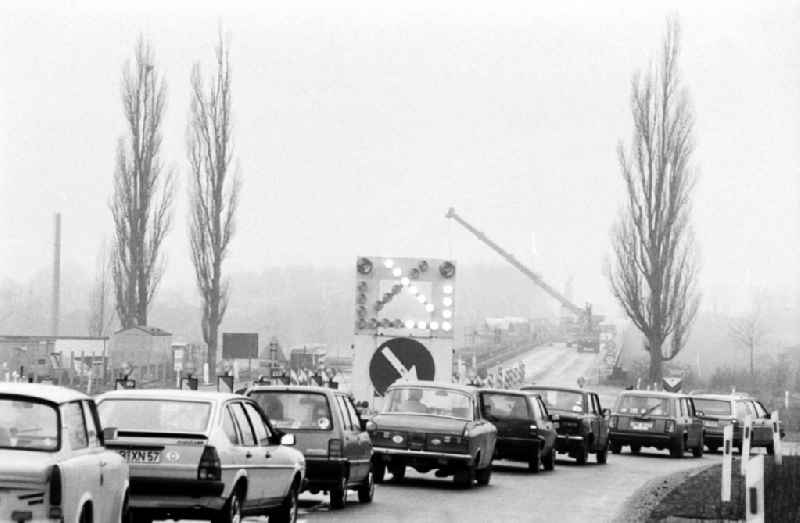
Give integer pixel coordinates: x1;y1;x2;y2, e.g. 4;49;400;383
328;438;343;458
664;420;675;433
49;465;62;506
610;416;618;429
198;446;221;481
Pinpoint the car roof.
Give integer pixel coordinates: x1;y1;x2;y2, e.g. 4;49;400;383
691;393;754;402
522;385;587;394
479;388;533;397
97;388;242;403
0;382;89;404
246;385;337;395
387;380;476;394
617;390;686;399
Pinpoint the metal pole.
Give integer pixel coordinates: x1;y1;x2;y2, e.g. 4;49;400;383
51;213;61;336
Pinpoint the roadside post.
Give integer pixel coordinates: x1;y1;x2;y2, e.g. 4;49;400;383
203;362;209;385
745;454;764;523
721;424;733;502
785;390;789;410
771;410;782;465
741;415;752;476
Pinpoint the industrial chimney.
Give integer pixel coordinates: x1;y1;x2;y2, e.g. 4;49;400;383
51;212;61;336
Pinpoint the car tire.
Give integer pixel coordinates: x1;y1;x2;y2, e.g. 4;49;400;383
596;441;608;464
706;444;719;453
120;491;133;523
357;470;374;503
767;444;775;456
630;444;641;455
79;504;92;523
692;435;704;458
214;486;243;523
610;441;622;454
575;441;589;465
669;438;684;459
373;459;386;483
271;483;299;523
476;466;492;486
543;448;555;471
389;464;406;482
454;465;475;489
329;476;347;510
528;447;541;473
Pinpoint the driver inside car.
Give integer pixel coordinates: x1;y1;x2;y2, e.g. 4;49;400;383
402;388;429;414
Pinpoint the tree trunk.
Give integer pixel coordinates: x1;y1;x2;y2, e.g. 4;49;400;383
648;338;663;386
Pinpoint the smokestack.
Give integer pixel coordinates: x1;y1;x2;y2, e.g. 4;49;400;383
51;213;61;336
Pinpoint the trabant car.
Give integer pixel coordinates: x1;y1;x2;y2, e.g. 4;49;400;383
0;382;130;523
368;381;497;488
477;388;557;472
246;385;374;509
691;393;784;454
522;385;610;464
609;390;703;458
97;389;305;523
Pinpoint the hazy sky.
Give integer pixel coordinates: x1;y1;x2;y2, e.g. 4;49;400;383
1;0;798;316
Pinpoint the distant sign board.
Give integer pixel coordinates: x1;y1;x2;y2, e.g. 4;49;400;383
222;333;258;360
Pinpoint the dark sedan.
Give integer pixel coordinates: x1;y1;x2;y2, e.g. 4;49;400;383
522;385;609;465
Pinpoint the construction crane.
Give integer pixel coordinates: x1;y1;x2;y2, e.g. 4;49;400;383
445;207;600;351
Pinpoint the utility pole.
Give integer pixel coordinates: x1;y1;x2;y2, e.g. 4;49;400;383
51;213;61;336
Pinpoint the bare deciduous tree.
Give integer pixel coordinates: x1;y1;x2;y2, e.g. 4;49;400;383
111;37;175;329
607;18;701;384
729;295;766;384
87;240;115;336
187;32;241;379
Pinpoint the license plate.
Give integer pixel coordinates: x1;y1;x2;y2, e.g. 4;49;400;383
631;422;652;431
703;420;719;428
118;449;162;464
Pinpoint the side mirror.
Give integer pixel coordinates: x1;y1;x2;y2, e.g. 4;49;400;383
549;413;560;422
602;408;611;418
280;433;296;446
102;427;118;443
363;420;377;432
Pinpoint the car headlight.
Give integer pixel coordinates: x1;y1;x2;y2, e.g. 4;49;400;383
610;415;618;429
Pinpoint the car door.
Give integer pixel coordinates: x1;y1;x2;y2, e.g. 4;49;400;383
59;401;102;521
83;400;125;523
332;394;359;482
229;401;269;507
684;398;703;447
533;398;556;454
242;401;296;506
590;394;605;450
340;395;371;482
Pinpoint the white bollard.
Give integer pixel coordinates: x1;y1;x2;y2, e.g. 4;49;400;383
741;415;752;476
771;410;782;465
722;424;733;502
786;390;790;410
745;454;765;523
203;363;209;385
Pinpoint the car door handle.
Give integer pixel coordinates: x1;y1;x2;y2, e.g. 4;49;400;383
245;451;253;458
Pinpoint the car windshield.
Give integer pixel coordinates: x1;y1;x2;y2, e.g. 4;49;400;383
531;389;585;413
0;396;59;451
616;395;671;416
693;398;732;417
98;399;211;434
248;392;332;430
383;387;473;420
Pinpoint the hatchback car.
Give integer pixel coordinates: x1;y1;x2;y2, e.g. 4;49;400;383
246;385;374;509
368;381;496;488
0;382;130;523
691;393;783;454
97;389;305;523
477;389;557;472
523;385;610;464
609;390;704;458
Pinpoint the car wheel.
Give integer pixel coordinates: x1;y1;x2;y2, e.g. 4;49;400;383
476;466;492;486
271;483;299;523
454;465;475;489
575;441;589;465
329;476;347;510
630;444;641;455
609;441;622;454
706;444;719;453
692;435;704;458
543;448;555;471
373;458;386;483
669;438;684;459
357;470;375;503
79;504;92;523
596;441;608;464
528;446;541;473
213;486;243;523
389;464;405;482
120;491;133;523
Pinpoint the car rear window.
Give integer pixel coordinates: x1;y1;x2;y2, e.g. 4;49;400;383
531;389;585;413
615;395;671;416
481;393;530;420
97;399;211;434
693;398;732;417
383;387;474;420
249;392;333;431
0;396;59;451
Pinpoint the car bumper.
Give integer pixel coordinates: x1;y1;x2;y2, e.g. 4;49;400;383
373;446;474;466
129;477;226;516
495;437;538;459
304;457;348;490
609;430;680;446
555;434;586;452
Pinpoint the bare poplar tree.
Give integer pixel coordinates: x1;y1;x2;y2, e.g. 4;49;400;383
729;296;766;384
87;240;115;336
187;32;241;379
111;37;175;328
607;18;701;384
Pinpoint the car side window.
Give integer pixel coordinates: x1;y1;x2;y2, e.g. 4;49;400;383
343;397;362;430
334;396;353;430
594;395;603;414
222;405;240;444
81;401;101;447
230;403;256;446
62;401;88;450
751;401;767;418
526;397;542;421
243;403;271;445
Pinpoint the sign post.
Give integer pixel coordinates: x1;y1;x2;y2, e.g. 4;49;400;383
721;424;733;502
745;454;765;523
741;415;752;476
771;410;782;465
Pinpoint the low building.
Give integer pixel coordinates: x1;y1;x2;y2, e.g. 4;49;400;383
110;326;172;380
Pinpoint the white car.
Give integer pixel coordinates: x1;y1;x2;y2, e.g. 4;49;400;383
97;389;305;523
0;382;130;523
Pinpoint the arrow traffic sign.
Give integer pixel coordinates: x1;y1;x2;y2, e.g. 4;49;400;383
369;337;435;396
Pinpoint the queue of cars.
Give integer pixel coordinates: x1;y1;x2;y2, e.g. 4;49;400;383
0;379;785;521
